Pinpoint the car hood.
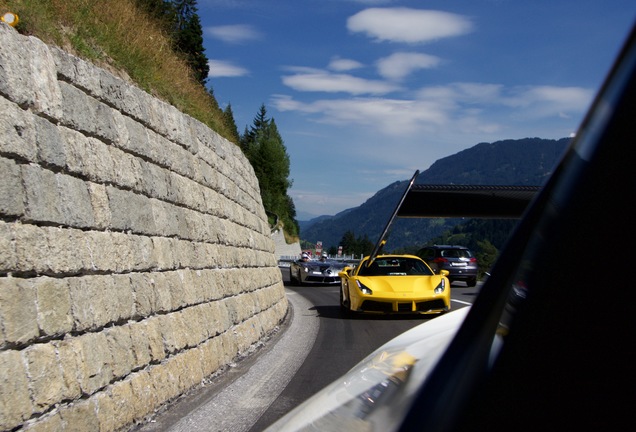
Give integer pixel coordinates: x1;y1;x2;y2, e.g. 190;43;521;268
264;307;470;431
302;261;347;269
357;275;446;293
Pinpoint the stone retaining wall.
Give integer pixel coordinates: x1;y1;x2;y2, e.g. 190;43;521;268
0;24;288;431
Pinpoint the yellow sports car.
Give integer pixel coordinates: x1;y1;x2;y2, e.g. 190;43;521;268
339;254;450;315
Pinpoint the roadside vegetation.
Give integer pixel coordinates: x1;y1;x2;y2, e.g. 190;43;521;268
2;0;299;240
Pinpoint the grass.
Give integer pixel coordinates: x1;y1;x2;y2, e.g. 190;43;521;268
1;0;236;143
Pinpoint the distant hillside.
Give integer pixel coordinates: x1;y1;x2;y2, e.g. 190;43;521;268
301;137;570;250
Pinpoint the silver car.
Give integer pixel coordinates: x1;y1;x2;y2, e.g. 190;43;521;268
418;245;478;287
289;254;348;285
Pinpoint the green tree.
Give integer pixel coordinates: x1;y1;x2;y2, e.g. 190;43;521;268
171;0;209;84
340;230;357;255
222;103;240;144
241;105;297;238
474;239;498;278
134;0;175;29
339;231;374;257
134;0;209;85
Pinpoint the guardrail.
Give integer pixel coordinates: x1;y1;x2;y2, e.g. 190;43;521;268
278;256;361;267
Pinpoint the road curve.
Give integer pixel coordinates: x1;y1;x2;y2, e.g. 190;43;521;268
135;289;318;432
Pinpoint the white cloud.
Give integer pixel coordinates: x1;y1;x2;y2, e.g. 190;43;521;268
272;96;447;135
328;57;365;72
417;82;503;105
272;83;593;138
492;85;594;120
281;70;400;95
289;189;377;218
376;52;441;80
207;60;249;77
205;24;261;43
347;8;473;43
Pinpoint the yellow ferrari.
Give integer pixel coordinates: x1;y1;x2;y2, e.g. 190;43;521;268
339;254;450;315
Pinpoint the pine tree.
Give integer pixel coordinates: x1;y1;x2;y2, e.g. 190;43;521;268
171;0;209;85
135;0;175;29
222;103;240;144
135;0;209;85
241;105;297;237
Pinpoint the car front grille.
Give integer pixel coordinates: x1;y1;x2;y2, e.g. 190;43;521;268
359;299;448;313
415;299;448;312
305;276;339;283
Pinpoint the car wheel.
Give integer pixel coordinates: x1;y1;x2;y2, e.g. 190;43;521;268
297;270;304;286
340;286;351;316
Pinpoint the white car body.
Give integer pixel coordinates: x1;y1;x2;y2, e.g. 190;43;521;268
266;307;470;431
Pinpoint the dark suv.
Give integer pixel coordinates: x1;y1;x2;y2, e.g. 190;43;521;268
418;245;478;286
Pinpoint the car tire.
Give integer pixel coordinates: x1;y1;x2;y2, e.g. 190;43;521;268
340;286;352;317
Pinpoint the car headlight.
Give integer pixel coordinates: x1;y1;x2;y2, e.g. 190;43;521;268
303;267;309;273
434;278;446;294
356;280;373;295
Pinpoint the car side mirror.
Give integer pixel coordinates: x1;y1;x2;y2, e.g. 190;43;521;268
339;267;352;277
440;269;450;277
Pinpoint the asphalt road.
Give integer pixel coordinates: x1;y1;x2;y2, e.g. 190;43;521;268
135;269;478;432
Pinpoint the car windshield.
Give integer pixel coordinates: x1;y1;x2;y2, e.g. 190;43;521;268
358;257;434;276
441;249;472;259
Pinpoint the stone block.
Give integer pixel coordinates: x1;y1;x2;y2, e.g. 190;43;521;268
69;276;108;331
20;411;64;432
152;237;178;270
51;46;102;98
165;270;184;310
151;272;173;313
104;326;135;379
58;399;100;432
111;274;135;322
0;222;17;274
109;380;137;428
142;317;166;362
58;81;98;137
197;337;220;378
107;187;156;234
110;145;143;190
87;182;112;229
127;234;157;272
22;164;63;225
61;129;111;184
129;272;156;318
92;391;117;432
0;26;62;119
121;115;150;159
23;343;67;412
129;370;159;421
74;332;114;395
147;362;176;405
0;277;38;345
139;160;169;200
0;157;24;217
0;349;33;430
34;276;73;336
55;173;95;228
34;116;66;169
158;312;189;354
127;322;150;369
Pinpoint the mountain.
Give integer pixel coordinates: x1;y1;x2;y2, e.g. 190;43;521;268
301;137;571;251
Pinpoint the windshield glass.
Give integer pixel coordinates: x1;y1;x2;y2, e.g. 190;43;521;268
358;257;434;276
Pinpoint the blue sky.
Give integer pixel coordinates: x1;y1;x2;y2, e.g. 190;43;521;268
197;0;635;219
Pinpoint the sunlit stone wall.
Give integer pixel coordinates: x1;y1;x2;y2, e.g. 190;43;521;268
0;24;288;431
